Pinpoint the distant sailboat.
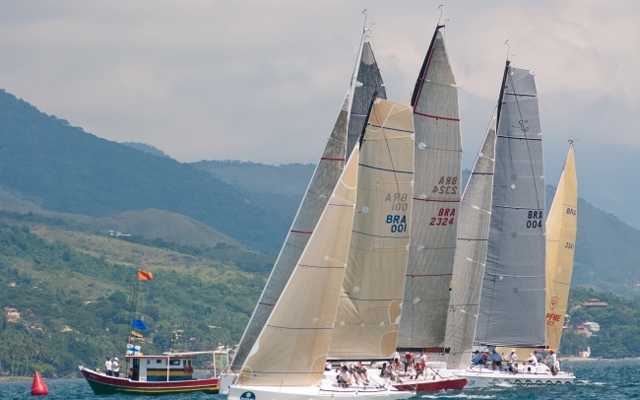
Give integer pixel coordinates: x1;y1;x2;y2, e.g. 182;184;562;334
228;98;415;400
222;28;387;393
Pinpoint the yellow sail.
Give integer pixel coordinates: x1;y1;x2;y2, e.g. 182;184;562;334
328;99;415;359
545;145;577;351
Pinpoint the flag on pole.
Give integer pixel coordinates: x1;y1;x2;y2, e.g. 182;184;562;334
137;270;153;281
130;331;143;340
133;318;147;330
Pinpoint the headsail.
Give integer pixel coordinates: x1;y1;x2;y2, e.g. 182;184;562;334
397;25;463;351
230;29;386;372
475;62;546;348
545;145;577;350
444;109;497;369
237;148;359;386
328;99;415;360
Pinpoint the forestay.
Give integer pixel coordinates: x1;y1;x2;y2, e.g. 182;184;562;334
475;63;546;348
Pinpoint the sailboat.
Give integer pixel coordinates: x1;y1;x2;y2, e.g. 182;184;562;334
451;61;575;387
228;98;416;400
390;23;468;393
220;27;387;394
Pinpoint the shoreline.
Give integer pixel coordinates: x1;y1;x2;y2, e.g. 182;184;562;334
562;356;601;362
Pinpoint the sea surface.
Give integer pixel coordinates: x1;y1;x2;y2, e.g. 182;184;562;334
0;359;638;399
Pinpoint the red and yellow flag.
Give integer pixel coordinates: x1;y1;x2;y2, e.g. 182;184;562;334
137;270;153;281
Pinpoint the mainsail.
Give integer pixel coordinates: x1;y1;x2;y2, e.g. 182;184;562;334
474;61;546;348
328;99;415;360
230;29;386;372
444;109;497;369
545;144;577;351
397;24;463;351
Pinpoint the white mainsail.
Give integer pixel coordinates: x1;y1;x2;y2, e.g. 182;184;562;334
230;29;386;372
398;24;463;351
475;61;546;348
328;99;415;360
545;144;577;351
444;109;497;369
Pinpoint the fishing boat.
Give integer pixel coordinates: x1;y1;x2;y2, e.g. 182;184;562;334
79;350;226;395
389;22;467;393
221;25;388;395
228;98;416;400
448;61;575;387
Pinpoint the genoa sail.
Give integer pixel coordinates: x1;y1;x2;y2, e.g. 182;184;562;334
545;144;577;351
397;24;463;351
474;62;546;348
328;99;415;360
237;149;359;386
444;109;497;369
230;29;386;372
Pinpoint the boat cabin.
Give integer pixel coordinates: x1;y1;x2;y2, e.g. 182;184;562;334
126;354;196;382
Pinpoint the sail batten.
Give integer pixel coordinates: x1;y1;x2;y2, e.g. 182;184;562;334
229;30;386;372
398;25;463;350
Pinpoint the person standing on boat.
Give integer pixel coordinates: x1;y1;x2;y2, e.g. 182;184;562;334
508;350;518;372
527;353;538;366
112;357;120;377
548;350;559;375
105;357;113;376
490;350;502;370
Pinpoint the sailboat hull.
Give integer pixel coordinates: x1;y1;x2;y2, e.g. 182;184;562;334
228;384;413;400
457;366;574;388
393;376;467;392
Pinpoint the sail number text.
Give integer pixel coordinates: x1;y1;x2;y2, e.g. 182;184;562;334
432;176;458;195
526;210;544;229
430;208;456;226
566;207;576;216
386;192;409;233
546;312;562;326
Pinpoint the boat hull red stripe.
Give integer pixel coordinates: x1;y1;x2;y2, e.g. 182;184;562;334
394;377;468;392
290;229;313;235
414;110;460;122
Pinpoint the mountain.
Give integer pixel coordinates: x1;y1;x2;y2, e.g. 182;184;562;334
0;90;288;253
192;160;315;220
121;142;172;159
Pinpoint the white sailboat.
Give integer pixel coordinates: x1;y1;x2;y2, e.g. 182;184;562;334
221;28;387;394
451;61;575;387
228;98;416;400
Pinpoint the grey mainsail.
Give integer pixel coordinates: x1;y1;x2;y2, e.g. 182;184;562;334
397;25;463;351
474;61;546;348
444;109;497;369
229;29;386;372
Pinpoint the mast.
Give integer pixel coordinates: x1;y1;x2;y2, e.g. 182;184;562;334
397;23;463;352
229;28;387;372
475;62;546;348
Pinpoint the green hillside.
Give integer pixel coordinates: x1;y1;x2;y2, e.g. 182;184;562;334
0;90;287;253
0;216;271;378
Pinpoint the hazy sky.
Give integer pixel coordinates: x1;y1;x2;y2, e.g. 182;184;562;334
1;1;639;224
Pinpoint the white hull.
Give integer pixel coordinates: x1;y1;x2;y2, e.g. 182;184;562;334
220;372;238;395
457;365;575;388
228;381;413;400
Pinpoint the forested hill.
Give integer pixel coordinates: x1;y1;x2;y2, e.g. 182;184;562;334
0;90;287;253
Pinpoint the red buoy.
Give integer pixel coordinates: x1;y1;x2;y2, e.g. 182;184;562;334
31;370;49;396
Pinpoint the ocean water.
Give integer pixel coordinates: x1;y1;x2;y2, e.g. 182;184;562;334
0;359;638;399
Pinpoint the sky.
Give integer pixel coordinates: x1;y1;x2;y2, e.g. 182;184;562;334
1;1;639;226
